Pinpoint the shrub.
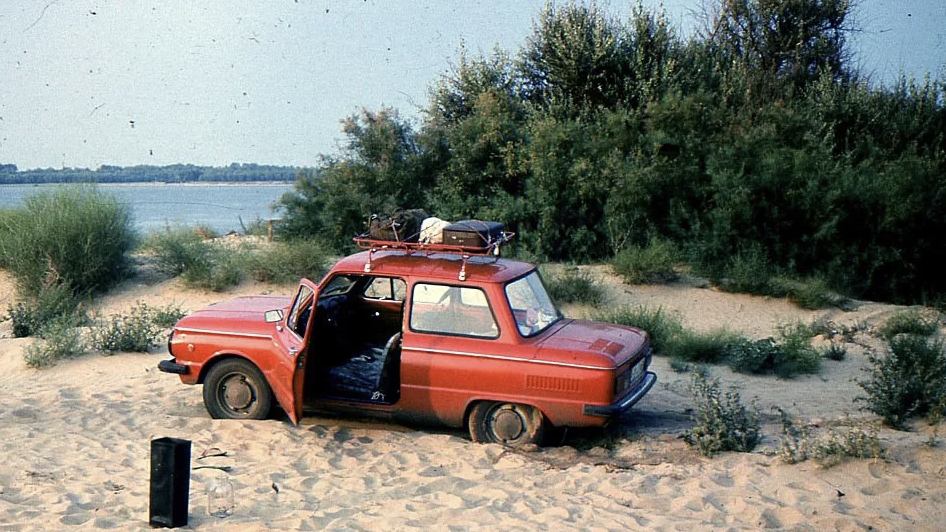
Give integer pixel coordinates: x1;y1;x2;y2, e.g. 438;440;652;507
671;328;742;364
725;324;821;377
612;239;679;285
7;283;84;338
773;277;851;310
91;303;166;353
22;313;87;368
140;227;212;277
541;266;606;306
726;338;783;374
773;322;822;378
877;309;940;340
244;239;329;284
0;186;135;295
717;247;774;295
141;228;244;291
858;334;946;428
683;373;761;456
149;304;187;328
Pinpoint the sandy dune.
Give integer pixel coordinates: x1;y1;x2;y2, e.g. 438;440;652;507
1;267;945;531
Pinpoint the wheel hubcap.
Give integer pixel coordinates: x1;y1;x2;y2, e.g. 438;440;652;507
223;377;253;410
491;406;525;441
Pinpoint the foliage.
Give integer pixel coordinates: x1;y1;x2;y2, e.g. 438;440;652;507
877;309;940;340
22;313;87;368
273;0;946;306
612;239;679;285
91;303;178;354
0;186;135;296
141;227;243;292
7;283;85;338
541;266;605;306
684;373;761;456
776;409;883;467
858;335;946;428
244;240;330;285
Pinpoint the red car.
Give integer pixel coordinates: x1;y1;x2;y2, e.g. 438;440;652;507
159;239;655;447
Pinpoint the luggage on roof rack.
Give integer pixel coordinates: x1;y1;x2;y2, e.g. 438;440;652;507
353;223;514;281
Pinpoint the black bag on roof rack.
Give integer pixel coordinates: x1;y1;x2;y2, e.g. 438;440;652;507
367;209;428;243
442;220;505;249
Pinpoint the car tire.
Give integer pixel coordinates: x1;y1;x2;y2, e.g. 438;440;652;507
468;401;546;447
203;359;273;420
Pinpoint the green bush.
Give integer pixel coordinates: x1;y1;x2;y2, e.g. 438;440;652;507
541;266;606;306
140;227;213;277
612;239;678;285
877;309;940;340
149;304;187;328
717;247;774;295
671;328;742;364
773;277;851;310
684;373;761;456
91;303;167;354
244;239;329;284
141;228;243;291
23;313;87;368
725;324;821;377
858;334;946;428
0;186;134;295
7;283;84;338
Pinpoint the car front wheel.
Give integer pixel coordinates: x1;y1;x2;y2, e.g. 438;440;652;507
203;359;273;420
468;401;545;447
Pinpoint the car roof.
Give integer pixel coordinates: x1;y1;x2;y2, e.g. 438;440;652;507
332;250;536;284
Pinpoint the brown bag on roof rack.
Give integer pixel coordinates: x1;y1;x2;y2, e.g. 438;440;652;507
367;209;428;243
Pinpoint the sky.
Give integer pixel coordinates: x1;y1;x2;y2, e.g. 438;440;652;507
0;0;943;171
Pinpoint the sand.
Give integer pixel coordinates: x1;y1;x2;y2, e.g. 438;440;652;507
1;265;945;531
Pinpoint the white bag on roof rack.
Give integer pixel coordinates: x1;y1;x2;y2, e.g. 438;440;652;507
419;217;451;244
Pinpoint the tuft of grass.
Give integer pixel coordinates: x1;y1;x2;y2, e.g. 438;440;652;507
877;309;940;340
7;283;85;338
244;239;329;284
821;342;847;361
773;322;822;378
541;265;606;306
23;313;87;368
612;238;679;285
0;186;135;296
717;247;773;295
684;373;761;456
776;409;883;467
858;334;946;428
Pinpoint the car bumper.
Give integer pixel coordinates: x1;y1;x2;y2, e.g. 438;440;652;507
583;371;657;417
158;359;189;375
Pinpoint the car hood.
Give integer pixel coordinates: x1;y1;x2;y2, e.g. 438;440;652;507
173;295;292;336
535;319;649;369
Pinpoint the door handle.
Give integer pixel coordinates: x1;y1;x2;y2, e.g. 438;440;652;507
289;347;299;356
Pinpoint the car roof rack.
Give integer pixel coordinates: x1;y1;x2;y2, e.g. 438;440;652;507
352;232;515;281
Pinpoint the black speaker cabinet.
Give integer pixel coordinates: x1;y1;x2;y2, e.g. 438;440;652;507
149;437;191;528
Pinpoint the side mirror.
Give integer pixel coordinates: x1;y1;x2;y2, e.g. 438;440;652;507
264;309;284;323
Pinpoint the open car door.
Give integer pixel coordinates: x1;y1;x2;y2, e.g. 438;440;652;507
270;278;319;424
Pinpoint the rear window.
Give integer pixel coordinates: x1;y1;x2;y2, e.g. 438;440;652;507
409;283;499;338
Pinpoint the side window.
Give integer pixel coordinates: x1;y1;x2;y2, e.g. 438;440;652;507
288;285;315;338
364;277;407;301
410;283;499;338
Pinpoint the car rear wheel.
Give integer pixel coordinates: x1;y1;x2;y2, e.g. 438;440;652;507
203;359;273;420
468;401;545;447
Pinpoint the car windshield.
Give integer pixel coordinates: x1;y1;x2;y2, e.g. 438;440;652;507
505;271;562;337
